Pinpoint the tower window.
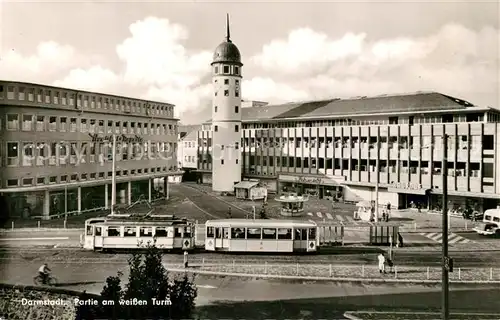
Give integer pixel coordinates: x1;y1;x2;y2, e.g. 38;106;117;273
215;106;218;112
221;159;224;165
235;66;239;75
236;80;239;85
235;90;239;97
221;145;224;150
214;66;219;74
224;79;229;85
215;91;217;97
235;106;239;113
235;125;239;132
224;90;229;96
236;159;239;164
215;125;218;132
223;66;230;74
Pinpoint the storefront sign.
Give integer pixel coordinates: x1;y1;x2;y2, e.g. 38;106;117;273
89;133;144;144
391;182;422;190
297;176;323;185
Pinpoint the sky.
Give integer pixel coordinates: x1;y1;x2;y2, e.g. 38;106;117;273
1;0;499;124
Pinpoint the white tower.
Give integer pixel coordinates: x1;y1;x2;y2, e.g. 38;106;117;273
211;14;243;193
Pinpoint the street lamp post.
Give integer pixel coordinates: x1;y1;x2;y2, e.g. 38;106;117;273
375;156;379;223
442;134;449;320
110;134;116;215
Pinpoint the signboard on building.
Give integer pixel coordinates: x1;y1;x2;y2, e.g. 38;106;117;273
390;182;423;190
88;133;144;144
278;175;343;186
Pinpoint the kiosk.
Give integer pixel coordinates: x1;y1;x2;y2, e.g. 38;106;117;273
275;194;309;217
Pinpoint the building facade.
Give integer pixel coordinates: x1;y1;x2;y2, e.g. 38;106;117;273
210;15;243;193
0;81;180;219
197;92;500;211
178;127;199;169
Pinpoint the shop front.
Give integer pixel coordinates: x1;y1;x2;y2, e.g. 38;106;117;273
387;182;430;210
277;174;344;200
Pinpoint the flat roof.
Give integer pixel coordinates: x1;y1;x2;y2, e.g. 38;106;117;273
0;80;175;107
205;219;317;228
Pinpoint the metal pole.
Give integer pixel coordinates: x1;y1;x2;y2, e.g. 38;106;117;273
111;134;116;215
442;134;449;320
64;184;68;217
375;156;379;223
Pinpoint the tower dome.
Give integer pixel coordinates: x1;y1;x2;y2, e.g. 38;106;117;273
211;14;243;66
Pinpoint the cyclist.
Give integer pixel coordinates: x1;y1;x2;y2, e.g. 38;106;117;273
38;263;51;284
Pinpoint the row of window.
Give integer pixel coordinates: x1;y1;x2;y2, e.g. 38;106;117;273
240;113;490;129
4;114;177;135
4;166;176;188
183;141;197;148
4;141;177;167
206;227;315;240
87;226;191;238
184;156;196;162
198;135;495;151
214;105;239;113
219;159;239;165
213;124;239;132
213;65;240;76
0;84;174;117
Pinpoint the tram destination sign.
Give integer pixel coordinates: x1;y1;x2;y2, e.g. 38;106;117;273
89;133;144;144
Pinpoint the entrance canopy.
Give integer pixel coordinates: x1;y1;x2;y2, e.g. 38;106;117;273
234;181;259;189
388;187;430;195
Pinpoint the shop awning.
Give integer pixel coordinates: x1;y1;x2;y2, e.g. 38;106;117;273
387;187;430;195
234;181;259;189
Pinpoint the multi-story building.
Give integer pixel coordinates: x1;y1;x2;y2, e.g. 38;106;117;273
0;81;180;219
197;92;500;211
210;14;243;193
178;125;200;169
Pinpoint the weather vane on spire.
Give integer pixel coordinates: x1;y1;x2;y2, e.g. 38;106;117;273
226;13;231;42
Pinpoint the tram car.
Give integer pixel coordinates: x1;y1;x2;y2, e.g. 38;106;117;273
82;214;196;252
205;219;319;253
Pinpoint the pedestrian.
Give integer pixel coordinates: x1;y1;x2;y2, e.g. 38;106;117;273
386;254;394;273
183;250;188;268
378;253;386;274
397;232;404;248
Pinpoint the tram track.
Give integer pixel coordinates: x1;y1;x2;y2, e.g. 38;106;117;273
1;247;499;267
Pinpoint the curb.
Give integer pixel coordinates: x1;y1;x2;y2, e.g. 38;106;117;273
343;312;363;320
165;267;500;285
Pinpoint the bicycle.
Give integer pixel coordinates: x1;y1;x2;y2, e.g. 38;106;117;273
33;274;58;286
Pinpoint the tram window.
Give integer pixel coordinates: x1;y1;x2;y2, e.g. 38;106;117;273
493;217;500;222
231;227;245;239
216;228;222;238
139;227;152;237
108;227;120;237
247;228;262;239
301;229;307;240
207;227;215;237
86;225;93;236
223;228;229;239
485;215;491;221
124;227;137;237
308;228;316;239
277;228;292;240
262;228;277;239
155;227;168;237
294;229;301;240
184;227;191;235
174;227;182;237
95;227;102;236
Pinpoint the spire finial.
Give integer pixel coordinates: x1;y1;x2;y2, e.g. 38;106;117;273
226;13;231;42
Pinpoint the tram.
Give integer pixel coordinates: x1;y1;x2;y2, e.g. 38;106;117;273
82;214;196;251
205;219;319;253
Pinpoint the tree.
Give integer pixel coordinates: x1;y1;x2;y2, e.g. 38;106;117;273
96;240;198;319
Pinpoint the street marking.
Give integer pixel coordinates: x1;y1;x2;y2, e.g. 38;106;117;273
448;235;463;244
307;212;313;216
0;237;70;241
326;213;333;220
316;212;322;218
336;215;344;222
419;232;472;244
197;284;217;289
